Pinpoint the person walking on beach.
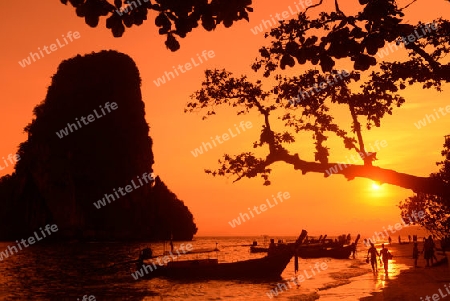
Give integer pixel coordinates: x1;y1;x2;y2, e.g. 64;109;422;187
367;243;380;273
423;235;438;266
423;236;432;267
380;243;392;273
388;236;392;244
412;242;419;268
351;242;356;259
430;236;438;263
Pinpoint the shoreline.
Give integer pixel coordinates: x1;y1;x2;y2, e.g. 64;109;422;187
360;242;449;300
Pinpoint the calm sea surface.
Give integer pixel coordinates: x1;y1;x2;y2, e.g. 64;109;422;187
0;237;408;300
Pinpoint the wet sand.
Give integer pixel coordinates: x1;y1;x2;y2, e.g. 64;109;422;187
361;242;450;300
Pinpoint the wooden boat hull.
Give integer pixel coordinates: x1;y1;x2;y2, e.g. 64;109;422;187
296;245;353;259
140;249;294;280
249;246;269;253
137;230;308;280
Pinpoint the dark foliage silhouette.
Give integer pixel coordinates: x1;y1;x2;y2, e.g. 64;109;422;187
0;50;197;241
400;138;450;238
186;0;450;197
59;0;253;51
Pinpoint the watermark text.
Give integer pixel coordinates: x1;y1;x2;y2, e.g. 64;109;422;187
228;191;290;228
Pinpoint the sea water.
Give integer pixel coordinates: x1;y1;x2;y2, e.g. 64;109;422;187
0;237;408;300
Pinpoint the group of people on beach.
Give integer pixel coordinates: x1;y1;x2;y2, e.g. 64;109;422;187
367;243;393;274
366;235;441;273
414;235;438;268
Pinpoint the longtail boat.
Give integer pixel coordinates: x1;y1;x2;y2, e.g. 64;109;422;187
136;230;308;280
294;234;360;259
295;244;354;259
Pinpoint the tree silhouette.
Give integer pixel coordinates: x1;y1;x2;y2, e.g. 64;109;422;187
399;137;450;238
186;0;450;197
59;0;253;51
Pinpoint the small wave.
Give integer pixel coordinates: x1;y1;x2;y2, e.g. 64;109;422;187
287;291;320;300
329;268;370;280
319;279;352;291
318;262;371;292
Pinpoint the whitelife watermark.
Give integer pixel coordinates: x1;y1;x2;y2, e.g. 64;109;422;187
0;153;20;171
288;70;350;105
363;210;425;246
250;0;313;35
116;0;148;16
55;101;118;139
190;121;253;158
266;261;328;298
77;295;96;301
420;283;450;301
0;224;59;261
153;50;215;87
377;22;438;59
414;105;450;129
18;31;81;68
228;192;290;228
93;172;155;209
325;140;388;176
131;243;193;280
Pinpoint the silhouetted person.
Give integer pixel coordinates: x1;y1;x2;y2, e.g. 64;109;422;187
423;236;432;267
136;253;144;270
429;235;438;264
351;243;356;259
367;243;380;273
412;242;419;268
398;235;401;244
380;243;392;273
408;235;411;243
388;236;392;244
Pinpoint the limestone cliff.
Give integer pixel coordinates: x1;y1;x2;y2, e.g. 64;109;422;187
0;50;197;241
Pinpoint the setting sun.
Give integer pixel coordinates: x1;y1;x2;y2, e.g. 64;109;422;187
372;182;382;190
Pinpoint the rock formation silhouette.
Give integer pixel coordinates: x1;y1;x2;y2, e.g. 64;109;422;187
0;50;197;241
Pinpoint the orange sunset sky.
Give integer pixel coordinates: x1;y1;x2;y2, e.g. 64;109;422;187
0;1;449;237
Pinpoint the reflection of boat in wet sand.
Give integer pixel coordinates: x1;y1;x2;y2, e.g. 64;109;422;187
139;231;308;280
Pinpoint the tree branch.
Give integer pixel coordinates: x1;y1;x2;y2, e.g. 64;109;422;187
305;0;324;14
406;42;441;73
349;103;365;153
233;151;449;197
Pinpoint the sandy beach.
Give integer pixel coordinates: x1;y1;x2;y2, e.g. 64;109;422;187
362;242;450;300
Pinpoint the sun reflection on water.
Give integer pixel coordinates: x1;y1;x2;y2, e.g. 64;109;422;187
373;258;407;290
